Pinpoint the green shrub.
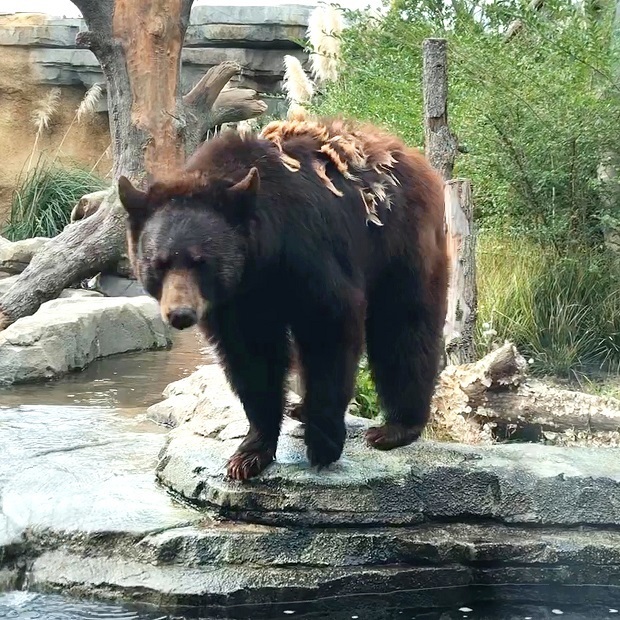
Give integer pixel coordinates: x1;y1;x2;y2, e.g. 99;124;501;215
315;0;620;250
3;160;107;241
351;356;381;419
476;233;620;377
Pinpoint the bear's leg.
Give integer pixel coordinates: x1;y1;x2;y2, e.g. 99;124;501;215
365;263;444;450
205;300;289;481
293;303;364;469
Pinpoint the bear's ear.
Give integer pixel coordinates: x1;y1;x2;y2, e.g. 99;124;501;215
228;167;260;199
118;176;150;220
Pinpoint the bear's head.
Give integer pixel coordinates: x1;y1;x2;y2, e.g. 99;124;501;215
117;167;259;330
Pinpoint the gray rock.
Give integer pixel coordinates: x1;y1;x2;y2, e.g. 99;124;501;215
0;274;19;296
189;5;314;26
25;527;620;614
0;296;171;385
1;361;620;614
184;23;307;49
0;21;85;48
84;274;145;298
57;288;103;299
155;365;620;528
0;236;50;274
0;6;312;48
30;47;306;94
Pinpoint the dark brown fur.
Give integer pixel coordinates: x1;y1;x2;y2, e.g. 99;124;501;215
118;118;449;480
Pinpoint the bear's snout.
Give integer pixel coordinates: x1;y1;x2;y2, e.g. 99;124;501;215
167;307;198;330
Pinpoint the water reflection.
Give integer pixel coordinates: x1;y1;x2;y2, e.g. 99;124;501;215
0;594;617;620
0;591;168;619
0;328;213;410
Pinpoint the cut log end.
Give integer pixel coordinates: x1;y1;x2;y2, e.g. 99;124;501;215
70;189;110;223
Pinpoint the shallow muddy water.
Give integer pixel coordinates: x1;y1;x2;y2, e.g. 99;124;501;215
0;327;213;410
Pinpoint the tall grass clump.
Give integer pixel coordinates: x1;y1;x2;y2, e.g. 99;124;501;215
4;161;107;241
476;234;620;378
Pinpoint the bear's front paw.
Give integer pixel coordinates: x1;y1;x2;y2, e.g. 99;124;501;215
305;420;345;469
365;423;423;451
226;448;275;481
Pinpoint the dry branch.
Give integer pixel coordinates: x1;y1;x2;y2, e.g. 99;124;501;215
431;342;620;446
210;88;269;127
70;189;109;223
183;61;241;109
0;188;124;330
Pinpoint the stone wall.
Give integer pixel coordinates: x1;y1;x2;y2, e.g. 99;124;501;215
0;5;312;224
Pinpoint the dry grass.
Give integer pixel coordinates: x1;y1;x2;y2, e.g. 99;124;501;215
76;82;103;123
31;87;61;137
283;54;315;114
28;87;62;170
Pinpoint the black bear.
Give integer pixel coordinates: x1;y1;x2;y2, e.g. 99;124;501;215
118;117;449;481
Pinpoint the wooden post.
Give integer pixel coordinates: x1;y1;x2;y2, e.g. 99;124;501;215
422;38;458;181
443;179;477;365
423;38;477;365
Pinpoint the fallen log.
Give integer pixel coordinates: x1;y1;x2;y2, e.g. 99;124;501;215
431;342;620;445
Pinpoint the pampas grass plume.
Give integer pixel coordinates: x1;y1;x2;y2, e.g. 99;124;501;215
283;54;314;105
77;82;103;123
307;4;344;83
32;87;61;136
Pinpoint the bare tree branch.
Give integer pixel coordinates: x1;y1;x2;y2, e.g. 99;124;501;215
210;89;269;127
183;61;242;111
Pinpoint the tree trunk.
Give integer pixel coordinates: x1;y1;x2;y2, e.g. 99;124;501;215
431;342;620;446
422;38;476;366
443;179;477;365
0;0;266;331
422;38;458;181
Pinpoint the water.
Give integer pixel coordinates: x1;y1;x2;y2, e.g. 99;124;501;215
0;327;213;410
0;593;617;620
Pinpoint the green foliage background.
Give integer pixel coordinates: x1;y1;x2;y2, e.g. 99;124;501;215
315;0;620;249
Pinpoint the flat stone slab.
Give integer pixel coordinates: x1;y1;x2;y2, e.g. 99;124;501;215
0;296;171;385
24;524;620;616
155;365;620;527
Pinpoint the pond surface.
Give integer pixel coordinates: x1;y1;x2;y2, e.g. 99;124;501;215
0;327;212;410
0;592;618;620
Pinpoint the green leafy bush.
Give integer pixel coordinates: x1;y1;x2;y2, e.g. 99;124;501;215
316;0;620;249
351;356;381;419
3;160;107;241
315;0;620;381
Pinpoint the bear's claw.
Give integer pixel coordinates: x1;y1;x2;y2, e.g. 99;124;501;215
226;449;274;481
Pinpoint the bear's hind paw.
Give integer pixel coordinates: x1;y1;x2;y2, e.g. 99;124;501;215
365;423;424;451
226;449;274;481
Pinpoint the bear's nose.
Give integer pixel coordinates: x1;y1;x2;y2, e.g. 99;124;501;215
167;307;198;330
